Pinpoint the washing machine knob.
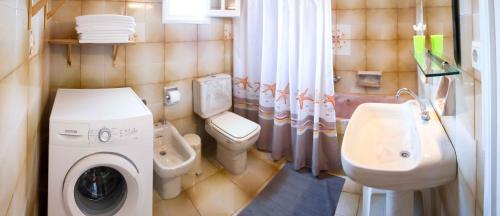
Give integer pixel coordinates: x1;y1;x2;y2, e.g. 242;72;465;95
98;128;112;143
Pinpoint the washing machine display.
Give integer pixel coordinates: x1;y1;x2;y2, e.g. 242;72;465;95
74;166;127;215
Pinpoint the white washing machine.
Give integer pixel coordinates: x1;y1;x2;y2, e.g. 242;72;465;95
48;88;153;216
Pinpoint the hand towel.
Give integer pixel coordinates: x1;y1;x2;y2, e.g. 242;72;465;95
76;15;135;24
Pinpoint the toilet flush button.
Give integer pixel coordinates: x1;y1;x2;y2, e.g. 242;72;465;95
98;128;112;143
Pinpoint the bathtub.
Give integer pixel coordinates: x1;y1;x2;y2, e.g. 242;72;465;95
334;93;402;145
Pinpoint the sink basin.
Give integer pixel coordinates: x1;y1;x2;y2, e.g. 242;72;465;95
341;101;456;191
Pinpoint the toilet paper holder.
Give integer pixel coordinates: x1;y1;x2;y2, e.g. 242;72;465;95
164;87;181;106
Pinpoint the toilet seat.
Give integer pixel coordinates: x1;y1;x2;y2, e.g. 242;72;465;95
207;111;260;142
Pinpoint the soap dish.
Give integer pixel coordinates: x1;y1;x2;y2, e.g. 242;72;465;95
357;71;382;87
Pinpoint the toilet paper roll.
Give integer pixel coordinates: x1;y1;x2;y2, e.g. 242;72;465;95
167;90;181;104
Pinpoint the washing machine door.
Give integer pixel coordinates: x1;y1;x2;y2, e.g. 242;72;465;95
63;153;141;216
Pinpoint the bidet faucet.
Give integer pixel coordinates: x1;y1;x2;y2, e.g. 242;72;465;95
395;88;430;121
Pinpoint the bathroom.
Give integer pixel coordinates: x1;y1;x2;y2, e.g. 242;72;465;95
0;0;495;215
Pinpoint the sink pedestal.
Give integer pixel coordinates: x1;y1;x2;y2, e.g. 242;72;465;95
386;190;414;216
362;186;414;216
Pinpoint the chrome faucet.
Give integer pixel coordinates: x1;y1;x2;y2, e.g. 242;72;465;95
396;88;430;121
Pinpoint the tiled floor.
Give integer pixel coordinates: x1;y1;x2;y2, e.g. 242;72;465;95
153;146;421;216
153;147;285;216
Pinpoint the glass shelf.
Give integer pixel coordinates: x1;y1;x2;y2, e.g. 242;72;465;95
413;50;462;77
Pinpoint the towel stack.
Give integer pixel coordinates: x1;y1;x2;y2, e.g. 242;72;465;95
76;15;136;44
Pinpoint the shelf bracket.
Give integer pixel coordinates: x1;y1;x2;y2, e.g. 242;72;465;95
112;45;120;67
66;44;72;66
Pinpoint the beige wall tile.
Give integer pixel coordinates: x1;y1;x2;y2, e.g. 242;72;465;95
165;24;198;42
335;40;366;71
397;0;416;8
366;40;397;72
171;115;198;135
336;0;365;9
50;45;81;89
197;41;225;76
0;64;28;215
82;0;126;15
126;2;164;43
398;8;417;39
398;71;418;92
366;72;398;95
0;5;16;79
443;37;455;63
164;79;193;121
165;42;197;82
147;102;164;123
6;162;28;216
132;83;163;105
0;1;47;215
27;55;44;142
333;71;366;94
125;43;165;85
0;6;29;80
224;40;233;74
336;10;366;40
81;44;125;88
366;0;397;9
367;9;398;40
426;7;454;37
198;18;225;41
49;0;81;39
475;80;484;213
424;0;452;7
398;40;417;72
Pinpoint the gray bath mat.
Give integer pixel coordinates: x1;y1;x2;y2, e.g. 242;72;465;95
238;163;345;216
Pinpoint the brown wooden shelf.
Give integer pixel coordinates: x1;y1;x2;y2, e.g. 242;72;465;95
48;39;135;66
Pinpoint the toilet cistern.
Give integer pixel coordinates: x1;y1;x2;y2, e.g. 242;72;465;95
396;88;430;121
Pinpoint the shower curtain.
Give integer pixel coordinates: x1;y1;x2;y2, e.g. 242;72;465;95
233;0;341;176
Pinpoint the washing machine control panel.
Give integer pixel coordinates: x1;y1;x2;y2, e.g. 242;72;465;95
89;126;139;144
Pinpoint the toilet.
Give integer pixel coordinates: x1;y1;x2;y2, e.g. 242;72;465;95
153;122;196;199
193;74;261;174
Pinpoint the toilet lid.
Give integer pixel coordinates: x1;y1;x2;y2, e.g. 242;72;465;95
209;112;259;139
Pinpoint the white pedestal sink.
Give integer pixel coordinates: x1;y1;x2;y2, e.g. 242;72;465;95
341;101;456;216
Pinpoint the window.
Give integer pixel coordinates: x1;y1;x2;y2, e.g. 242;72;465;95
163;0;209;24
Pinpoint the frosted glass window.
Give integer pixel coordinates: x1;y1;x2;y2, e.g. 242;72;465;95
163;0;209;24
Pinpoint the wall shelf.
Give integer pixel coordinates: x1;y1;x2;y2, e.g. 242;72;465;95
49;39;135;67
413;50;462;77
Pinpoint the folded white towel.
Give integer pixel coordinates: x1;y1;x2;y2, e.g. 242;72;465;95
76;15;135;24
79;35;132;40
80;33;133;37
77;23;136;29
79;39;131;44
75;15;136;44
76;27;135;34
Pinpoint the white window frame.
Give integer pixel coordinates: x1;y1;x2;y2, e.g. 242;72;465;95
162;0;210;24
